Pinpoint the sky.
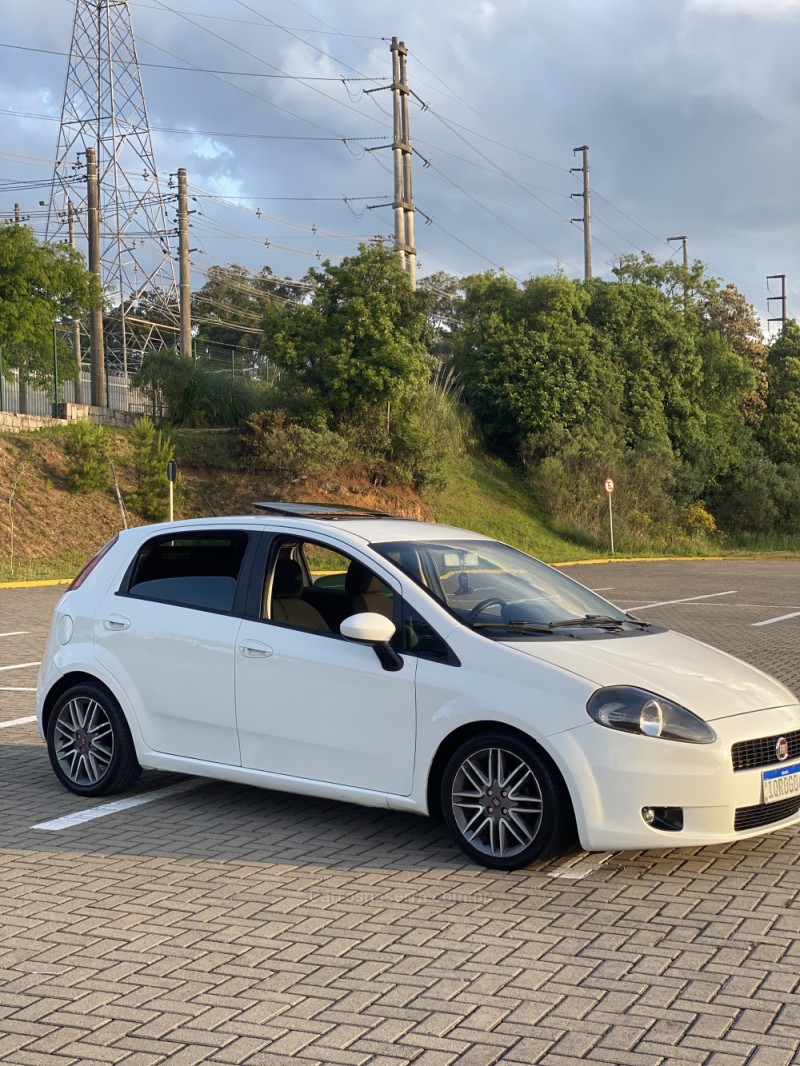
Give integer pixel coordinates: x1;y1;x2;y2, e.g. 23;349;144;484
1;0;799;329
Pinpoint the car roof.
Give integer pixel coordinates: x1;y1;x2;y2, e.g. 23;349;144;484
118;514;493;548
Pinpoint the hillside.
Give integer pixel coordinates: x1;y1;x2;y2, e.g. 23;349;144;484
0;425;599;583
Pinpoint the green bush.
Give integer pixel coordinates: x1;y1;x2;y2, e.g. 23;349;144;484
241;409;349;485
133;348;275;427
64;421;109;493
128;416;177;521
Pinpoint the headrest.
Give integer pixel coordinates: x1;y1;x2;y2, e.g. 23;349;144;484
273;558;304;598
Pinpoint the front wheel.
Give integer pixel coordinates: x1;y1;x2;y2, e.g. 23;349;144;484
46;682;141;796
440;732;574;869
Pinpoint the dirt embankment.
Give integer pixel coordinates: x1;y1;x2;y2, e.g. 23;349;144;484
0;429;433;580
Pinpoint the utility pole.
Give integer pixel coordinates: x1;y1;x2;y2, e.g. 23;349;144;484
667;235;689;309
667;235;689;270
570;145;592;280
67;199;82;368
86;147;106;407
391;37;416;289
767;275;787;330
177;168;192;358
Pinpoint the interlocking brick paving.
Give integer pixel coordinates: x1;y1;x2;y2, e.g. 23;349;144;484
1;565;798;1064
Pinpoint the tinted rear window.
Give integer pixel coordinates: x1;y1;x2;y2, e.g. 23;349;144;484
125;532;249;613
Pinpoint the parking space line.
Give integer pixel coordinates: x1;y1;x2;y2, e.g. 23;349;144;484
629;591;737;611
548;852;614;880
0;631;28;638
32;778;202;831
590;587;614;592
0;661;41;672
0;715;37;728
752;610;800;628
0;686;35;691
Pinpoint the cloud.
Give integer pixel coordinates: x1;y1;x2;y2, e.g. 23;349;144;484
190;134;234;162
690;0;800;16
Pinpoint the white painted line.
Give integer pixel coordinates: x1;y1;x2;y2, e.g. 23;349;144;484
32;778;202;831
0;715;37;728
0;687;35;692
0;631;28;638
0;661;40;672
752;610;800;628
630;591;737;611
590;587;615;592
548;852;614;881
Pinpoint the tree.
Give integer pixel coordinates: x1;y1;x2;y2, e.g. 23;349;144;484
193;263;307;375
260;243;433;424
759;320;800;465
453;271;615;461
0;225;98;411
417;271;463;364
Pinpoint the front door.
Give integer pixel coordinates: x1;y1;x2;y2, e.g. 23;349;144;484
234;538;416;795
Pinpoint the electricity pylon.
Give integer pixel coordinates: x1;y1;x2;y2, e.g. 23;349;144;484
46;0;179;372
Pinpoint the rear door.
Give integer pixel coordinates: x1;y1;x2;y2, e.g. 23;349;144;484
93;529;254;765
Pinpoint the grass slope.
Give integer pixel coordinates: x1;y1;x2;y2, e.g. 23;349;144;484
423;451;600;563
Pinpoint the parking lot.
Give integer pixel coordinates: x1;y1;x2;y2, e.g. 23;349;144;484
1;560;799;1066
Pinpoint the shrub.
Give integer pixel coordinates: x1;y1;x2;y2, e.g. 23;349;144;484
64;421;109;493
241;409;349;484
128;416;177;521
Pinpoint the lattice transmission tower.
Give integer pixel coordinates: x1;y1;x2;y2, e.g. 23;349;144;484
46;0;178;372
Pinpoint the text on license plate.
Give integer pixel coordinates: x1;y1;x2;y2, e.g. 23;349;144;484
762;762;800;803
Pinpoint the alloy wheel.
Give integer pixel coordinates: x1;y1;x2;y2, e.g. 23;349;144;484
450;745;544;859
53;696;115;787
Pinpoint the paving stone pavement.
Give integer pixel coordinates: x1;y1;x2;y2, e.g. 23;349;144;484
0;562;798;1065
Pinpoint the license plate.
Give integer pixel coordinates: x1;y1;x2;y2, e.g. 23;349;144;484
762;762;800;803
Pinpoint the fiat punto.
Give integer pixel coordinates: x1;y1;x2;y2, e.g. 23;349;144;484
37;503;800;869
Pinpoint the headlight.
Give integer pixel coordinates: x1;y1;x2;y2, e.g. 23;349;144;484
586;686;716;744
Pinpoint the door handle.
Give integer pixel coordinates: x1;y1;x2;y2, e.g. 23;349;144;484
238;641;273;658
103;615;131;631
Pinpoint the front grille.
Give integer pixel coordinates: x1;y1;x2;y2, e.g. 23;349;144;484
734;795;800;832
731;729;800;772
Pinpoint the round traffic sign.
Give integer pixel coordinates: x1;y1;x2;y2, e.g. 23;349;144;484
604;477;615;494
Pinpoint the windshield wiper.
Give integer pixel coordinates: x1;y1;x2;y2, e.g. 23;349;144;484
471;620;554;633
472;614;651;634
546;614;636;629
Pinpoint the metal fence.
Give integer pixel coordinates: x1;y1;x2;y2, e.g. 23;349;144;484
0;370;151;418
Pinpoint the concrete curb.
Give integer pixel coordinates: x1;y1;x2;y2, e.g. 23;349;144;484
0;579;71;590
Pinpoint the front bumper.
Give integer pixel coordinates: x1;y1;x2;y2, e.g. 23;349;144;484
549;704;800;851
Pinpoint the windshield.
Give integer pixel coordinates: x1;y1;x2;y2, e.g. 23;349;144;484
375;539;632;633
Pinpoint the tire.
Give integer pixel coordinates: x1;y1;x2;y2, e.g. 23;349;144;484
46;682;141;797
440;731;575;870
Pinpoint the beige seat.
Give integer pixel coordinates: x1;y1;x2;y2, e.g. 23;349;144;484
345;561;393;620
270;559;329;632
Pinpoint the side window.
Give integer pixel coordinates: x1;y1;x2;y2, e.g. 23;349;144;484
262;539;396;635
125;532;249;613
401;602;458;665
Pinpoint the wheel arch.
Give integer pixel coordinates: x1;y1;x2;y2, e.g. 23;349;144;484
425;720;576;827
41;671;120;736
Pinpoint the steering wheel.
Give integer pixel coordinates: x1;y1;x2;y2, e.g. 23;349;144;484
466;597;508;623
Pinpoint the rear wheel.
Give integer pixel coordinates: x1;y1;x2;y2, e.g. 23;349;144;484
46;682;141;796
440;731;574;869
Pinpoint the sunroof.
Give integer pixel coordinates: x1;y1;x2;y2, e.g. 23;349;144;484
252;502;397;519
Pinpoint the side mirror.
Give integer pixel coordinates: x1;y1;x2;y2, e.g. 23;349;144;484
340;612;403;672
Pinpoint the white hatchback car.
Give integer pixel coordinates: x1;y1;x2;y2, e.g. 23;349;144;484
37;503;800;869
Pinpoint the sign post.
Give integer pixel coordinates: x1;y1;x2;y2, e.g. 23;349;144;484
604;477;615;554
167;460;177;522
